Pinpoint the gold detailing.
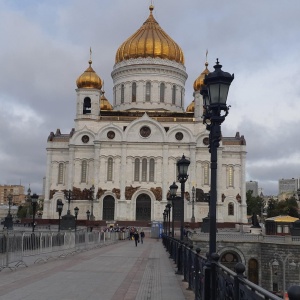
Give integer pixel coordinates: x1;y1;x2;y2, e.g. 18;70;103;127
193;57;210;91
76;59;102;89
115;6;184;64
100;90;113;111
186;100;195;112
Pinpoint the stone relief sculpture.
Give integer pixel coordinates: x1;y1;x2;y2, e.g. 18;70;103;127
125;185;140;200
112;188;120;199
150;187;162;201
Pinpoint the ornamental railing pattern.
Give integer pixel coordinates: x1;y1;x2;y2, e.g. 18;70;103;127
162;235;300;300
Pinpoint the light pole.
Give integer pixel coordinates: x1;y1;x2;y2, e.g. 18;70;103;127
272;253;295;297
169;182;178;238
64;190;73;215
74;207;79;232
89;185;95;221
57;200;64;232
177;154;190;241
86;209;90;232
163;211;167;234
4;194;13;230
31;193;39;233
201;59;234;300
191;186;195;223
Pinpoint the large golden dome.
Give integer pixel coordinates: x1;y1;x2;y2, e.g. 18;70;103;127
76;60;102;89
115;5;184;64
193;61;210;91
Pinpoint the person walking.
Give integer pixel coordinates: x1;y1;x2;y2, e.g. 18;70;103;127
140;229;145;244
133;230;139;247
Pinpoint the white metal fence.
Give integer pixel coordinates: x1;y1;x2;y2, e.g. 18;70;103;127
0;229;119;271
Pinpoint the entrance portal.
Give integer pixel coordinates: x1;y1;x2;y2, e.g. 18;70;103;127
136;194;151;221
103;195;115;220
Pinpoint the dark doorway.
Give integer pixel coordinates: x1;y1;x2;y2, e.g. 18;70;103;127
136;194;151;221
103;195;115;220
248;258;259;284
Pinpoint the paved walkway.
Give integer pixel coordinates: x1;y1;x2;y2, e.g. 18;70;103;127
0;237;194;300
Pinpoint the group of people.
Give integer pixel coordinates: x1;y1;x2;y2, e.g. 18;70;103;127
128;227;145;246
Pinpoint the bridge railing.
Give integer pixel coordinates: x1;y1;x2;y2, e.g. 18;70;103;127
0;229;118;270
162;235;300;300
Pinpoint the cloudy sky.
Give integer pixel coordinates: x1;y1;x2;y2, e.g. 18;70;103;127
0;0;299;196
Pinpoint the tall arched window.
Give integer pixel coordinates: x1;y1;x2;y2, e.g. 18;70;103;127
81;160;87;183
160;83;165;102
132;82;136;102
107;157;113;181
121;84;125;103
142;158;147;181
58;163;64;184
134;158;140;181
203;162;209;185
149;158;155;182
228;202;234;215
228;166;234;187
83;97;91;114
146;82;151;102
172;85;176;104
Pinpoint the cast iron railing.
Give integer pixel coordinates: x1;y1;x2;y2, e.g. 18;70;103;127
162;234;300;300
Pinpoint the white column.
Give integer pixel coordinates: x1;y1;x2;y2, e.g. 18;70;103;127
68;146;75;189
240;151;248;223
120;144;126;201
43;148;53;218
162;145;169;201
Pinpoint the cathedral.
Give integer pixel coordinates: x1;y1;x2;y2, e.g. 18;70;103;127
43;5;248;224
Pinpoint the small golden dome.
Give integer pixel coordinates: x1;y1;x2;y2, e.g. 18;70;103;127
76;60;102;89
115;6;184;64
186;100;195;112
193;61;210;91
100;91;113;111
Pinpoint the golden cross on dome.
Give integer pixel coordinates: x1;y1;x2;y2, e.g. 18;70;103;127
90;47;92;61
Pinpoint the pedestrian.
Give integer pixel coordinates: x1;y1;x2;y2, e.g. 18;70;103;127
140;229;145;244
133;230;139;247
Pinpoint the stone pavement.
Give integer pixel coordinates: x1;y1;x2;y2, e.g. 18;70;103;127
0;237;194;300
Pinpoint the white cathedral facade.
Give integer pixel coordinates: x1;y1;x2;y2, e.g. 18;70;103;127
42;6;248;224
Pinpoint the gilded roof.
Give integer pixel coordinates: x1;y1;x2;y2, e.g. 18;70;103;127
193;61;210;91
115;6;184;64
186;100;195;112
266;215;299;223
76;60;102;89
100;91;113;111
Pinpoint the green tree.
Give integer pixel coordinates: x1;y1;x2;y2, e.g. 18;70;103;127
246;190;265;216
267;196;299;218
267;198;278;218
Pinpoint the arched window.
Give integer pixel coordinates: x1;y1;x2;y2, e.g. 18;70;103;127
142;158;147;181
121;84;125;103
228;166;234;187
146;82;151;102
134;158;140;181
149;158;155;182
58;163;64;184
83;97;91;114
203;162;209;185
160;83;165;102
132;82;136;102
81;160;87;183
172;85;176;104
107;158;113;181
228;202;234;215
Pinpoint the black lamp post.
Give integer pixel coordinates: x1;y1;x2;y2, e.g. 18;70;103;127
74;206;79;232
89;185;95;221
57;200;64;232
191;186;195;223
64;190;73;215
201;59;234;300
177;154;190;241
4;194;13;230
169;182;178;238
163;211;167;234
166;203;172;235
86;210;90;220
31;193;39;233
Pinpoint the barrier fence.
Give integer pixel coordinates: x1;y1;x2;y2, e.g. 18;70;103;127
0;229;119;270
162;235;300;300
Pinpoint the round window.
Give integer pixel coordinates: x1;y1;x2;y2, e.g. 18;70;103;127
82;135;89;143
203;137;209;145
175;132;183;141
107;131;115;139
140;126;151;138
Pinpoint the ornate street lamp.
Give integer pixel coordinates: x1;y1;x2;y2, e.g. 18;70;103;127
89;185;95;221
166;204;171;236
163;211;167;235
191;186;195;223
57;200;64;232
64;190;73;215
169;182;178;238
201;59;234;300
74;206;79;232
4;194;13;230
177;154;190;241
86;210;90;220
31;193;39;233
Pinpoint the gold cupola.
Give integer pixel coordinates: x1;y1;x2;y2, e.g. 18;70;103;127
100;89;113;111
115;5;184;64
186;100;195;112
193;61;210;91
76;60;102;90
